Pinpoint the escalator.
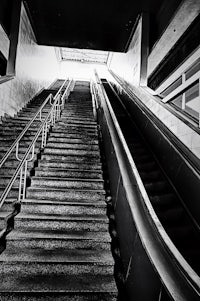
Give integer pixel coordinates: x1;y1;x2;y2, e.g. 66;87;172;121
101;79;200;286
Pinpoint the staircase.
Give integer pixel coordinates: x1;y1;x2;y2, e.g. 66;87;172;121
0;81;117;300
0;83;64;197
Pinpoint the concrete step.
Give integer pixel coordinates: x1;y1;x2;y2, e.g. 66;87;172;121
0;175;23;187
62;111;94;116
0;261;114;281
48;135;98;144
1;159;34;169
0;134;42;142
46;142;99;151
50;131;98;139
59;118;96;125
0;146;40;155
0;128;41;136
6;228;111;250
0;187;19;198
41;153;101;163
0;167;31;177
35;167;102;179
56;122;97;130
61;116;95;122
43;147;100;157
26;186;105;202
48;136;98;145
38;159;102;170
52;127;98;135
0;292;117;300
1;245;113;264
0;120;41;127
31;176;104;190
62;113;94;118
0;272;116;295
0;140;41;149
14;116;40;121
2;199;106;216
0;212;109;232
0;120;41;130
0;152;38;161
64;104;92;108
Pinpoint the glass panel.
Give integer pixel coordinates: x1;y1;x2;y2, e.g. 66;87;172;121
170;81;200;121
162;76;182;97
185;59;200;80
171;94;182;109
185;81;199;119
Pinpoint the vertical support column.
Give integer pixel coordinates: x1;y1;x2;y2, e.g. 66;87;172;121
140;13;149;87
6;0;21;76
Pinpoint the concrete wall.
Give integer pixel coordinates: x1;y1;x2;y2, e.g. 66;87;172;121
0;3;59;118
148;0;200;77
108;17;142;86
124;84;200;159
108;0;200;160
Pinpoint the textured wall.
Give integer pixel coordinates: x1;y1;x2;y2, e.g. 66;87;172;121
108;5;200;160
108;17;142;86
0;24;9;59
148;0;200;77
0;3;59;118
124;85;200;159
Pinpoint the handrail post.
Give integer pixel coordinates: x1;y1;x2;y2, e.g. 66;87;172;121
22;160;28;200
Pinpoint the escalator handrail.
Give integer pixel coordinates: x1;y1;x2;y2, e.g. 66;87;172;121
0;79;68;169
94;70;200;300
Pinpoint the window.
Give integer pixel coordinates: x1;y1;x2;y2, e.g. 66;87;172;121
171;81;199;121
161;56;200;126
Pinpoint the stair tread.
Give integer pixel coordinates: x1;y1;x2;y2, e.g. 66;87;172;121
0;212;108;221
7;229;111;241
0;248;114;263
35;166;102;173
32;176;104;183
27;186;105;193
5;198;106;207
0;273;117;292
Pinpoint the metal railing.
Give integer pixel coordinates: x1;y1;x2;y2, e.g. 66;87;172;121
0;78;74;207
0;79;66;169
93;70;200;300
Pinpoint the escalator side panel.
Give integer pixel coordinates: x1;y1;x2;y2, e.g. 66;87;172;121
110;83;200;227
98;100;162;301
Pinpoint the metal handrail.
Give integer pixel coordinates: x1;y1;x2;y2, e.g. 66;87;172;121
0;79;68;169
0;79;74;208
93;70;200;300
61;80;75;108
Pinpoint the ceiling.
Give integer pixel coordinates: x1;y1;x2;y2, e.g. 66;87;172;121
23;0;165;52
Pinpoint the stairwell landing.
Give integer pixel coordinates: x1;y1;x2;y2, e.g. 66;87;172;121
0;81;117;300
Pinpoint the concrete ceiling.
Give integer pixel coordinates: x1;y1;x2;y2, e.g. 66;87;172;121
23;0;166;52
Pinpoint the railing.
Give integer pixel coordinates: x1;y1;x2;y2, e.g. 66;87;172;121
93;70;200;300
0;78;74;207
90;79;99;121
0;79;67;169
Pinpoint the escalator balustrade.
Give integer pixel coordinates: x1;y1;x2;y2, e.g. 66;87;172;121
102;81;200;276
